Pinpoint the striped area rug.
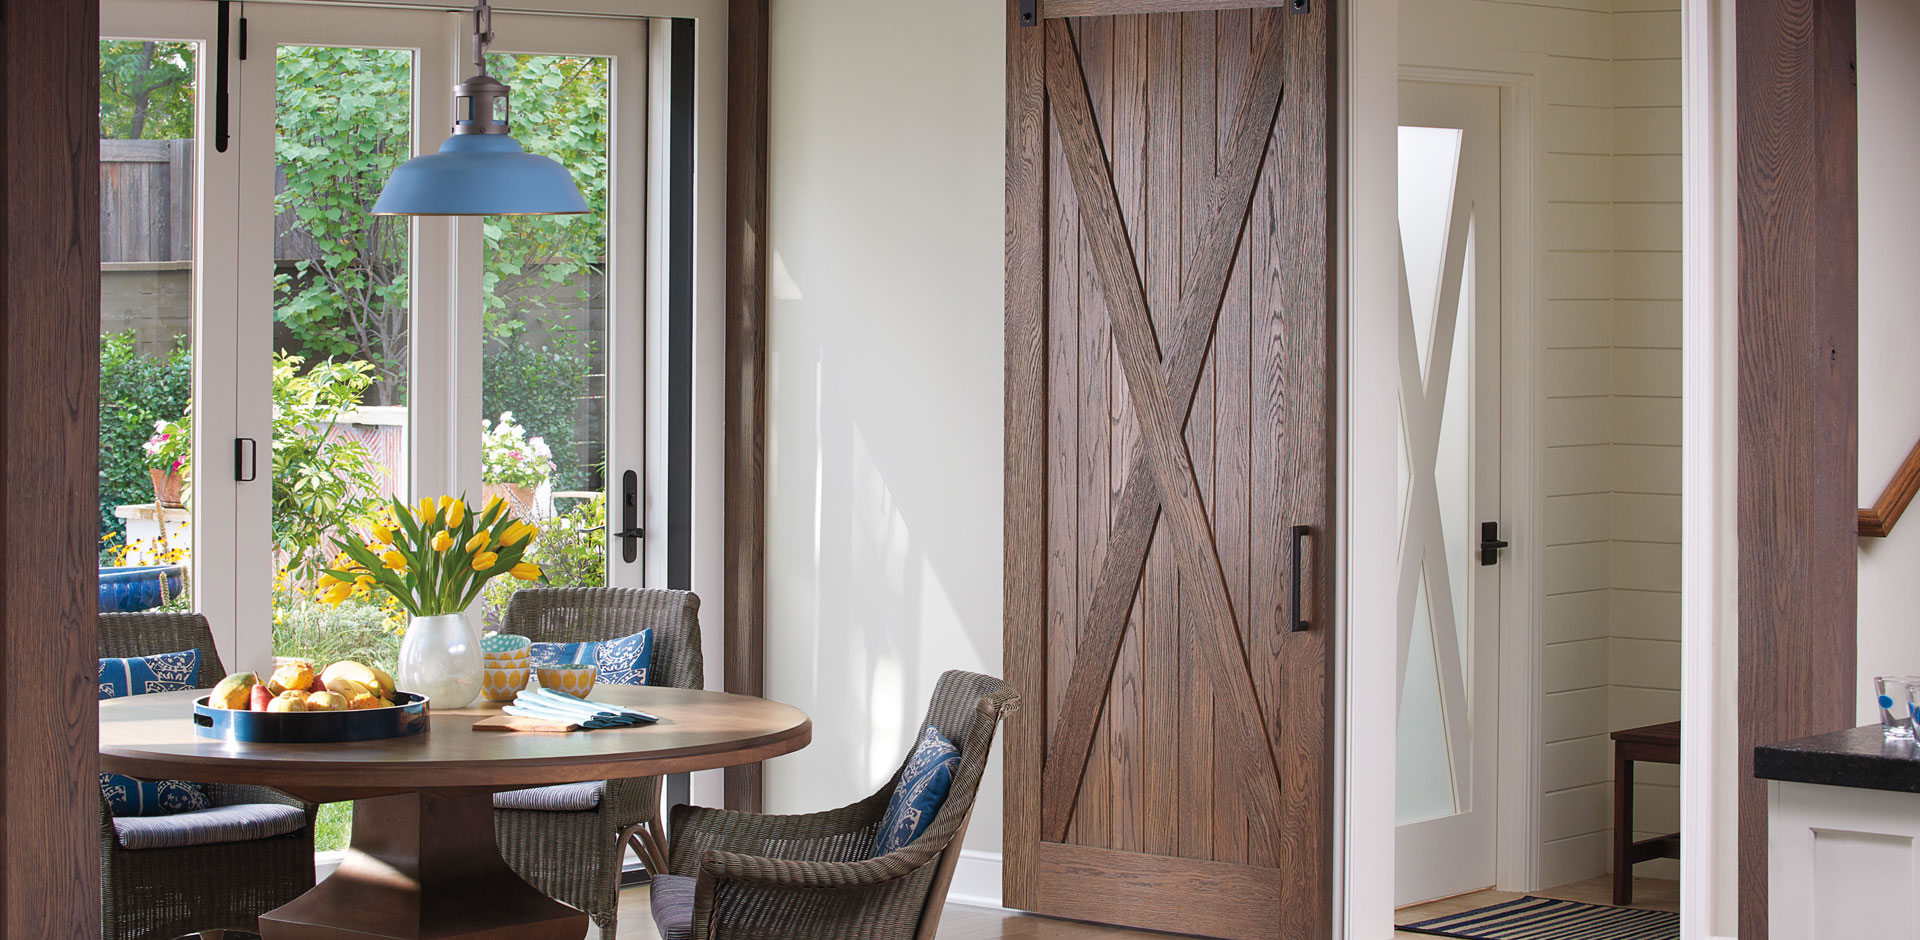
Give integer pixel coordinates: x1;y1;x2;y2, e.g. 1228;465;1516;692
1398;896;1679;940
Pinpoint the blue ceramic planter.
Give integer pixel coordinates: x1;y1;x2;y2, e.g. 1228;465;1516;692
98;565;186;613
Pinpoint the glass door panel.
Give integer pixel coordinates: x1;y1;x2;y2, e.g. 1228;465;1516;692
266;44;415;668
478;51;613;624
98;37;200;608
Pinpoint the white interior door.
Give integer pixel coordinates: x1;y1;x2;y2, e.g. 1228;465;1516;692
1394;79;1504;907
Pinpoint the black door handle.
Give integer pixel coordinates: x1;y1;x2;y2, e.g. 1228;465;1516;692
1289;524;1311;632
616;470;642;563
1479;521;1509;566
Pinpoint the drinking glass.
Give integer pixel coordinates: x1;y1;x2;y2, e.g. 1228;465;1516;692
1878;675;1920;737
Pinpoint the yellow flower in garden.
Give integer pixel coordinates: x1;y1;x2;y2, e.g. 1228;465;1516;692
446;499;466;527
381;550;408;571
470;551;499;571
465;531;490;554
510;562;541;581
431;530;455;552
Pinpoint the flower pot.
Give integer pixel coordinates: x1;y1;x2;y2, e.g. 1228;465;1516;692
149;468;185;508
397;612;483;709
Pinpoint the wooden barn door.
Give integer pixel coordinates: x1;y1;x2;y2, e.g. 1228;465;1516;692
1003;3;1332;939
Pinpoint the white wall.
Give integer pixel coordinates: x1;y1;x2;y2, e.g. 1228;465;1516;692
761;0;1007;861
1855;0;1920;725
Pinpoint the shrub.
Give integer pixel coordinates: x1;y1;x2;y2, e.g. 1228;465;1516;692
483;492;605;626
481;342;589;490
99;332;191;544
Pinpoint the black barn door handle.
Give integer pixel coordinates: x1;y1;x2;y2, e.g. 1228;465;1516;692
1289;524;1311;632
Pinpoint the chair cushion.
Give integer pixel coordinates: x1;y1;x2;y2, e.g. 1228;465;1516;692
649;873;696;940
493;780;606;811
113;802;307;851
529;628;652;686
872;727;960;855
98;650;210;817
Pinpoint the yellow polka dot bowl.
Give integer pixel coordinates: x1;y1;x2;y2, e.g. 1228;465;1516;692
535;664;598;699
480;663;532;702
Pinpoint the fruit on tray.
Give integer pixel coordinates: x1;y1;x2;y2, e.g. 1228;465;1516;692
267;661;315;696
267;691;307;713
203;659;399;710
319;661;394;699
208;672;258;710
304;690;349;712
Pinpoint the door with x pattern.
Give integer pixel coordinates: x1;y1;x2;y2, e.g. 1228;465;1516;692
1004;4;1332;939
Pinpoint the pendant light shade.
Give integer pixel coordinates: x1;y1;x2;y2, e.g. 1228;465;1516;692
372;0;586;217
372;135;587;216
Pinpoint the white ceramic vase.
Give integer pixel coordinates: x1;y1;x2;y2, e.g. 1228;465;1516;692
398;612;482;709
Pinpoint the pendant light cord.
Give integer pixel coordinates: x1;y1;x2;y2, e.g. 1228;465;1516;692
470;0;494;76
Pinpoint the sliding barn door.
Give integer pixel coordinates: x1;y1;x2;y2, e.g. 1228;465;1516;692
1003;3;1331;939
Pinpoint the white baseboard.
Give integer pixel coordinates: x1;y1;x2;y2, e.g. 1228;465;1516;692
944;849;1004;910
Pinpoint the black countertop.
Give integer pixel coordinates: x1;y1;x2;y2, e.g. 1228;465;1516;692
1755;725;1920;794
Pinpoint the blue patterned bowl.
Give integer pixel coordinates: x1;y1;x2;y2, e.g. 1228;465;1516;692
99;565;186;613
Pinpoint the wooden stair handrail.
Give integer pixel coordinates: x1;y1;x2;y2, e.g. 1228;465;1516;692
1860;437;1920;537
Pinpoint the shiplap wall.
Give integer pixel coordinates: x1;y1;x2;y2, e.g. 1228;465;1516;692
1400;0;1681;890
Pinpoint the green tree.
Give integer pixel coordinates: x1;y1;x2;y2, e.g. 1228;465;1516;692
270;49;610;410
99;40;195;140
272;46;414;405
98;332;192;541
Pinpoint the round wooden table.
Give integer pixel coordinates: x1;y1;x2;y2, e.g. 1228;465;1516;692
99;686;811;940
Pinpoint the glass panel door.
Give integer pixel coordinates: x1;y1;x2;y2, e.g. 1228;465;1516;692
480;13;650;612
98;35;200;597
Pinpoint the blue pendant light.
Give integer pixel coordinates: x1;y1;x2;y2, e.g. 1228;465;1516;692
372;0;587;216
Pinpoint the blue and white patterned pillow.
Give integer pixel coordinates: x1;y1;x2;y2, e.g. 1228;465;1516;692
529;629;652;686
872;727;960;856
98;650;210;817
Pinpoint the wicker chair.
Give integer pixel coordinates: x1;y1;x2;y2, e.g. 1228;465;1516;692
492;587;705;940
97;612;318;940
655;670;1019;940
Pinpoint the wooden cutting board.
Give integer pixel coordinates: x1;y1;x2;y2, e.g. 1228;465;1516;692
470;714;581;733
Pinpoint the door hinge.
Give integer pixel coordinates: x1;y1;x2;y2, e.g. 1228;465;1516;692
1478;521;1510;566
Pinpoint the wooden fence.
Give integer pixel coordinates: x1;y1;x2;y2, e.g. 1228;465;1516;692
100;139;194;263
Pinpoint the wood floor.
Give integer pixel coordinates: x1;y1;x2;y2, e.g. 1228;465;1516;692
611;874;1679;939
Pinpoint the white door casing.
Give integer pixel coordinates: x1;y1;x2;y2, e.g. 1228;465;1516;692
1394;79;1503;907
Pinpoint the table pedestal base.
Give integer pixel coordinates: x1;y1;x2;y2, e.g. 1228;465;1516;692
259;791;588;940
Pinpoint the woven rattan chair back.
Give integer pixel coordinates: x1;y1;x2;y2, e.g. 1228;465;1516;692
98;611;226;689
501;587;703;691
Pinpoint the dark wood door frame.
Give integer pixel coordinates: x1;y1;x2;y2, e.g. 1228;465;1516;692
1735;1;1859;938
0;0;103;934
724;0;771;814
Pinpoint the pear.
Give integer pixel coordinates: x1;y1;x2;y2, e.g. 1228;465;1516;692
208;672;257;710
266;693;307;713
249;684;272;712
304;690;348;712
267;661;315;696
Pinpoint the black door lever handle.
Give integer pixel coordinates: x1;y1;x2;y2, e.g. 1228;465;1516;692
1479;521;1510;566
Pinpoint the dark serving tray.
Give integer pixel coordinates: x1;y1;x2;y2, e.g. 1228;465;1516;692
193;692;430;743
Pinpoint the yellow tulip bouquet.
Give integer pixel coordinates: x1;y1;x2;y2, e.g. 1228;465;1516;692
317;494;545;616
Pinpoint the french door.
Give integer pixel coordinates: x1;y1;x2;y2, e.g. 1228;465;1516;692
1003;5;1333;939
99;0;655;675
1392;79;1504;906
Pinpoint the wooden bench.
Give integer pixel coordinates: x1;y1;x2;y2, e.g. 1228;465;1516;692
1611;720;1681;905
